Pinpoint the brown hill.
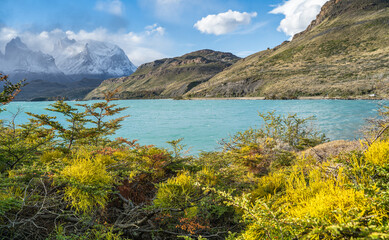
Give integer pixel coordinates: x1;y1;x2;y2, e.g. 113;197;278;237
186;0;389;99
85;50;239;100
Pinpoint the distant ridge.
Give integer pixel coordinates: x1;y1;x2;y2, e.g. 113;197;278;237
85;49;239;100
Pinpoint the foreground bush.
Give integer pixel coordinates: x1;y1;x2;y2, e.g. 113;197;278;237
1;79;389;239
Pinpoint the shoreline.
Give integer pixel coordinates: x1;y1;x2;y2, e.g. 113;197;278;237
14;96;388;102
186;96;387;101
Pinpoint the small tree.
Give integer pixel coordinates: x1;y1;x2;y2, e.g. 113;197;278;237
225;111;327;151
28;91;128;150
365;106;389;145
0;73;25;106
28;101;90;151
0;74;51;172
76;91;128;145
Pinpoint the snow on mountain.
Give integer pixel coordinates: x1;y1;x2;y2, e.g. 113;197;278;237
53;38;137;78
0;37;137;83
0;37;62;74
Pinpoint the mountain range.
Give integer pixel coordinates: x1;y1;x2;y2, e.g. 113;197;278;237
85;49;239;100
88;0;389;100
0;37;136;100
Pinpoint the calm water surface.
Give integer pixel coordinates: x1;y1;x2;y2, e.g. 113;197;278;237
1;100;387;154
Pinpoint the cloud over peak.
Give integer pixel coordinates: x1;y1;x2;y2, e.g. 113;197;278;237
95;0;124;16
194;10;257;35
270;0;328;38
0;24;169;66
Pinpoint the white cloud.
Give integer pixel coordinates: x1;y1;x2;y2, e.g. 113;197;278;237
95;0;124;16
194;10;257;35
0;24;170;66
270;0;328;38
145;24;165;35
0;28;17;47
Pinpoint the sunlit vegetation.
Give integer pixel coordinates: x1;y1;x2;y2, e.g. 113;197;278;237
1;76;389;239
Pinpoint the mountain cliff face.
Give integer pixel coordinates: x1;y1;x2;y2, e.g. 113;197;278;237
53;38;136;80
85;50;239;99
186;0;389;99
0;37;68;83
0;37;137;100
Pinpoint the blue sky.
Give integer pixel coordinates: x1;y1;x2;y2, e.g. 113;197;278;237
0;0;328;65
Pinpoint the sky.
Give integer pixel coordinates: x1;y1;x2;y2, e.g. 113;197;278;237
0;0;328;66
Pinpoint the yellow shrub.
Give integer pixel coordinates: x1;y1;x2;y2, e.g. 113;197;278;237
61;156;113;213
195;167;218;186
364;140;389;166
282;167;369;224
40;150;63;163
251;171;287;199
154;172;199;211
95;154;116;166
112;149;130;161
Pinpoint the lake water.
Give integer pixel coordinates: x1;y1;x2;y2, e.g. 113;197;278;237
1;100;387;154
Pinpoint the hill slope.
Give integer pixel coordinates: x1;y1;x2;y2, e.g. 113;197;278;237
186;0;389;99
85;50;239;99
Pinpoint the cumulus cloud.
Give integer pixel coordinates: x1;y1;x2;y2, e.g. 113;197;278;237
95;0;124;16
0;24;170;65
270;0;328;38
194;10;257;35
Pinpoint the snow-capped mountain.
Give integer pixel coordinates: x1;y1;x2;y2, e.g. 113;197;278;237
53;38;137;79
0;37;137;100
0;37;137;82
0;37;63;75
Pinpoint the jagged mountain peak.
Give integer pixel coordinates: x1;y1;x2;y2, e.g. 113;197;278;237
5;37;30;57
6;37;28;51
1;37;62;75
53;39;137;78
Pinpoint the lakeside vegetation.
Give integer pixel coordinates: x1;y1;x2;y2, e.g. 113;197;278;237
1;75;389;239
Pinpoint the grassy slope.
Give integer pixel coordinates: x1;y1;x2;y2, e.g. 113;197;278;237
187;0;389;99
85;50;239;100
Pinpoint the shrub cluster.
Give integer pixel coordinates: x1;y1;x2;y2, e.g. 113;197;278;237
1;76;389;239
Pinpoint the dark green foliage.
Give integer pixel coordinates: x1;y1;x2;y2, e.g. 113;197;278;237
0;73;25;106
226;111;327;151
28;91;128;151
76;91;128;145
0;120;53;172
28;101;89;150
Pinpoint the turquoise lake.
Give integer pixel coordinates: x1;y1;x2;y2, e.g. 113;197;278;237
1;100;387;154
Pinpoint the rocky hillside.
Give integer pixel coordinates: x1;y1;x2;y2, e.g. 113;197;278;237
85;50;239;99
186;0;389;99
